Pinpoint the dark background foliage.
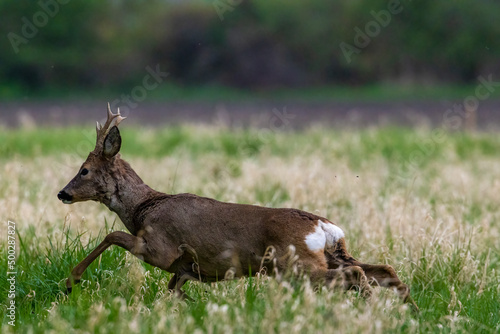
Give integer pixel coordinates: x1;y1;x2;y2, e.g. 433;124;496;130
1;0;499;94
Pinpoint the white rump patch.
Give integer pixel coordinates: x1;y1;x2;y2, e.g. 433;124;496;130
319;220;344;247
304;225;326;252
304;219;344;252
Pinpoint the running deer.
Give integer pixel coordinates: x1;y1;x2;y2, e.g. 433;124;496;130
58;105;418;311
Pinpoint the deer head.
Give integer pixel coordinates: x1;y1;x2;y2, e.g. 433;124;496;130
57;104;126;205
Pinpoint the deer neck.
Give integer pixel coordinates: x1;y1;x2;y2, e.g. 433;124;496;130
106;159;160;235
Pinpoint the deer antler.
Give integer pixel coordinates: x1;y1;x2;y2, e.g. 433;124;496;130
94;103;126;152
96;103;126;136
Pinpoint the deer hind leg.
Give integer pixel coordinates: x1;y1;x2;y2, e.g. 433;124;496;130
325;239;418;311
66;231;148;293
358;263;419;312
310;266;372;298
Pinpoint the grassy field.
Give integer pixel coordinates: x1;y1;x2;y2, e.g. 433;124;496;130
1;124;500;333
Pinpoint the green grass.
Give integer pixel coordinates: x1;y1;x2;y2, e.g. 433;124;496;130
3;126;500;162
3;82;500;102
2;217;498;333
1;125;500;333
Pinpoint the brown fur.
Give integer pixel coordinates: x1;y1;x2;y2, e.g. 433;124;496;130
58;107;418;311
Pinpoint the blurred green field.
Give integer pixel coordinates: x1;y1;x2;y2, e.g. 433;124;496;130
5;82;500;102
1;125;500;333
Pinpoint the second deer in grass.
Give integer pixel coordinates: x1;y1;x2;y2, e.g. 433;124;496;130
58;105;418;311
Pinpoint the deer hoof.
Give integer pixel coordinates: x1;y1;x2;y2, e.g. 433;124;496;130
407;298;420;314
65;277;80;294
65;278;72;294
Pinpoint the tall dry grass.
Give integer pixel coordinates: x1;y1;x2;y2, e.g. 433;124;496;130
1;125;499;333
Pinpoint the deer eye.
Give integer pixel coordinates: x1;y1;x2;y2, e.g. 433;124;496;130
81;168;89;176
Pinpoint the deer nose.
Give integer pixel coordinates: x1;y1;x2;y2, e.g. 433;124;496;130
57;190;73;203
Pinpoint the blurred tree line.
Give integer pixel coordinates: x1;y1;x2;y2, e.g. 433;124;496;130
1;0;499;93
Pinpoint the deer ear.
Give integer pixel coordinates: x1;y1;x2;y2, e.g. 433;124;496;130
103;126;121;158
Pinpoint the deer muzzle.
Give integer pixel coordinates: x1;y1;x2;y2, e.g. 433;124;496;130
57;190;73;204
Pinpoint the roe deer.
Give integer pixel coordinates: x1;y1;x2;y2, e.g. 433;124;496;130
58;105;418;311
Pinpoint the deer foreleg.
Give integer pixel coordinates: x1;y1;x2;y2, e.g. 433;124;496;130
66;231;145;293
165;244;203;300
167;272;198;301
